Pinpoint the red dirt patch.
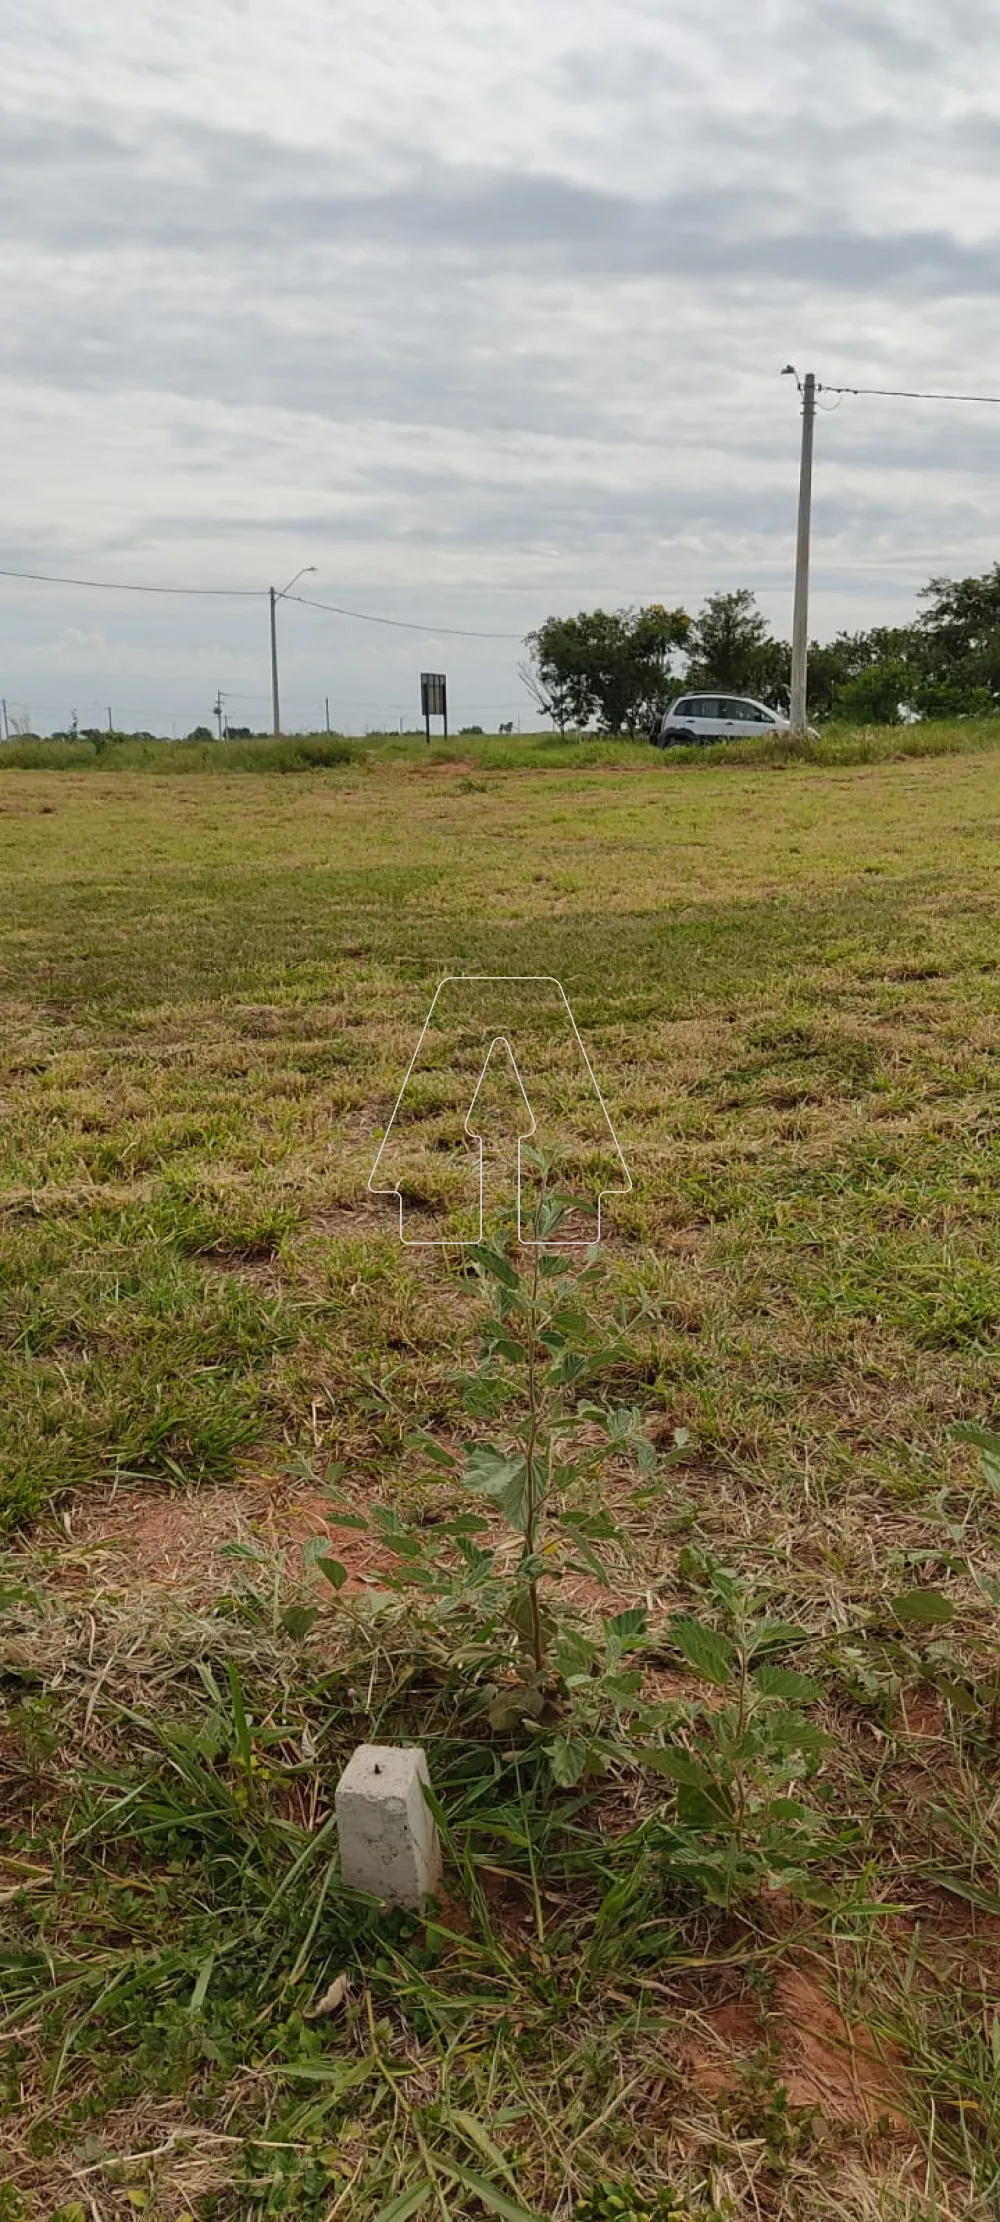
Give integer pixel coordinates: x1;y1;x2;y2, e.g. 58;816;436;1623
687;1960;907;2131
773;1964;906;2129
55;1475;396;1601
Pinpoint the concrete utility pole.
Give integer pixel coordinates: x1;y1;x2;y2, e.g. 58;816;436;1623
269;566;316;736
786;367;816;733
269;588;280;737
325;694;330;734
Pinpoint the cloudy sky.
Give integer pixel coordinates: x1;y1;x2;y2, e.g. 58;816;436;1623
2;0;999;733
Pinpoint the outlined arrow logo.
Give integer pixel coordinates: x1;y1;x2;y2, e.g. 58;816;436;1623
368;974;632;1246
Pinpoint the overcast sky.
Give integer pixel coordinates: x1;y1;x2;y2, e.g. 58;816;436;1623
2;0;999;733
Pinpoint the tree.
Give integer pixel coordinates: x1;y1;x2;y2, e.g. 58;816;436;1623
832;660;909;724
809;626;921;720
685;590;786;698
524;604;690;735
517;652;577;735
915;567;1000;712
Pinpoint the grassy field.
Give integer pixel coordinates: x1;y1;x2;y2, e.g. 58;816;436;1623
3;730;1000;2219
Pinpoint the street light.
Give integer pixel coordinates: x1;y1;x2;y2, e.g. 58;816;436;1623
269;566;316;736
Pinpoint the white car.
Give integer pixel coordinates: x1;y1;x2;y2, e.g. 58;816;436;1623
652;692;812;746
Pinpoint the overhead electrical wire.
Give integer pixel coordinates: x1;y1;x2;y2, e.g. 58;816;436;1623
285;589;523;641
0;564;262;597
0;563;526;637
820;382;1000;405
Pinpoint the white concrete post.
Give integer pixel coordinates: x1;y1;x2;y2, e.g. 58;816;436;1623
335;1745;442;1910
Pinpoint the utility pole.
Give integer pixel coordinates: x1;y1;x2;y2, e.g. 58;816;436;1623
1;699;8;740
269;565;316;738
107;706;113;735
269;588;280;736
325;694;330;733
214;690;224;740
786;367;816;732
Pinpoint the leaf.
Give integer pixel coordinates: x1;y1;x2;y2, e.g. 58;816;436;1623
448;2110;522;2192
280;1604;322;1639
606;1606;649;1650
435;2157;542;2222
560;1509;619;1540
373;2182;435;2222
188;1950;215;2015
671;1615;733;1688
316;1556;349;1591
677;1780;733;1830
753;1664;823;1703
404;1433;457;1468
307;1971;350;2018
547;1350;589;1386
559;1533;611;1586
746;1621;810;1657
464;1447;529;1531
547;1735;589;1786
951;1420;1000;1458
468;1245;520;1290
640;1745;710;1788
226;1661;252;1770
890;1590;955;1626
487;1684;546;1731
932;1676;979;1718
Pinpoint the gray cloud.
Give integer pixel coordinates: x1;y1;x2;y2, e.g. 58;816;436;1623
3;108;999;300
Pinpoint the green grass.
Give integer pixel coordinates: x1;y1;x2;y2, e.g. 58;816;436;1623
4;739;1000;2215
6;711;1000;776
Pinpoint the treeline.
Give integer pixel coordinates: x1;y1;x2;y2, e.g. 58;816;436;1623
522;566;1000;735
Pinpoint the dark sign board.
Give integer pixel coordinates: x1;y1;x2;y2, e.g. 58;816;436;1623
420;673;447;718
420;672;448;740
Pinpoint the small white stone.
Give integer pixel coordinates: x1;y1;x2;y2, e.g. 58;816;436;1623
335;1744;442;1910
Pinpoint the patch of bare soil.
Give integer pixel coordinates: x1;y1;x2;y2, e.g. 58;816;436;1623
687;1959;908;2132
53;1473;396;1601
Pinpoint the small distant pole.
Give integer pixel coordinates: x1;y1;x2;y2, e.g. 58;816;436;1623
325;694;330;734
107;706;113;735
214;691;224;740
1;699;8;739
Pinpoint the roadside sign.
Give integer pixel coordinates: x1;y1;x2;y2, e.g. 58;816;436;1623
420;672;447;741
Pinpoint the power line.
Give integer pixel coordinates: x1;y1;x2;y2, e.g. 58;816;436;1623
287;589;523;641
0;562;526;640
0;564;262;597
821;382;1000;405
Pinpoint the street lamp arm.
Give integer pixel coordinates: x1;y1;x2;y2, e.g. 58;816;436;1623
276;564;317;601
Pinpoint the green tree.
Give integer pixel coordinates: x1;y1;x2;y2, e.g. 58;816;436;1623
810;626;921;720
685;589;787;699
524;604;690;735
915;566;1000;713
832;659;909;724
